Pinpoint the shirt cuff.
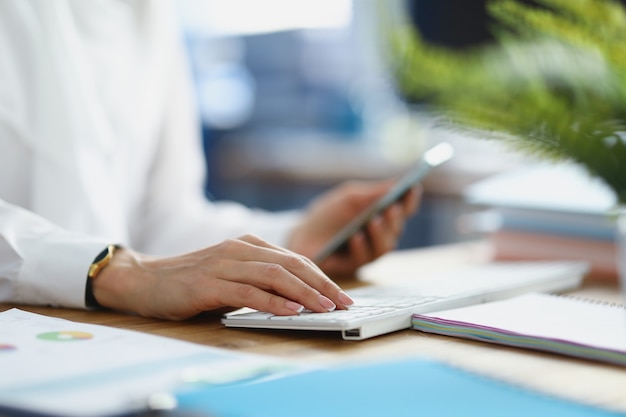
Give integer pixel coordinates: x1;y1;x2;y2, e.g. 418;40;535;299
15;230;111;309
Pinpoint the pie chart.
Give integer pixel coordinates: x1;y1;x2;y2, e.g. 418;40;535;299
36;331;93;342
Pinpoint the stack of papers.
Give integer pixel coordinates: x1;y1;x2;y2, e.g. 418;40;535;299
462;163;619;279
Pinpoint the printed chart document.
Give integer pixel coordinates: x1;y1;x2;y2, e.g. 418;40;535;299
412;293;626;366
0;309;293;417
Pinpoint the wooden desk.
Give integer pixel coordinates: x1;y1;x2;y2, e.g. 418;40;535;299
2;241;625;413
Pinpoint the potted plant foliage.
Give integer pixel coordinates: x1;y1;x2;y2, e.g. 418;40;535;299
390;0;626;288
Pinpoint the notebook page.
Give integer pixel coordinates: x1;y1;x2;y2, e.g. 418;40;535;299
418;293;626;351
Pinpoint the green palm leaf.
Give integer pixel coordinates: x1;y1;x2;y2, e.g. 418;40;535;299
392;0;626;204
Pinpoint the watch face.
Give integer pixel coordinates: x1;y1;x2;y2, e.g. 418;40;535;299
89;245;116;279
94;250;109;262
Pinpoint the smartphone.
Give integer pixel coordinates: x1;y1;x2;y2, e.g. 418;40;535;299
313;142;454;263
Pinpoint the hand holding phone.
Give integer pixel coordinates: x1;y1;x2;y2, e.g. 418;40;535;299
313;142;454;263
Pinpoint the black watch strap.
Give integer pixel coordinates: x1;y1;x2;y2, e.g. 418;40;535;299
85;245;118;309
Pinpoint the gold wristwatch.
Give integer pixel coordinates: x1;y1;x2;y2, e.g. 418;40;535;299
85;244;118;308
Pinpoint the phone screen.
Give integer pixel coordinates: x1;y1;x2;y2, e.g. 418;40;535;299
313;142;454;263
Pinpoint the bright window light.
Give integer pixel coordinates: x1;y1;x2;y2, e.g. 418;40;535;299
179;0;353;36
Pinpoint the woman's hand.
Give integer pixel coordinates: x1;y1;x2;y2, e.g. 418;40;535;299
91;181;419;320
288;180;421;276
92;234;354;320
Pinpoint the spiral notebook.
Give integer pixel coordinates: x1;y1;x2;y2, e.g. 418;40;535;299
412;293;626;366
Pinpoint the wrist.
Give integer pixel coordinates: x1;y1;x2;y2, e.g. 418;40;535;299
90;247;152;314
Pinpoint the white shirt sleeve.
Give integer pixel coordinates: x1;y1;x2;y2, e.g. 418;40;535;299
0;0;303;308
127;17;302;255
0;200;111;308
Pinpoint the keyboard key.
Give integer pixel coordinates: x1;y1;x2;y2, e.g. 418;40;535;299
225;312;272;320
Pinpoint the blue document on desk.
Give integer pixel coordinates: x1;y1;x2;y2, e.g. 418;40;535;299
175;358;625;417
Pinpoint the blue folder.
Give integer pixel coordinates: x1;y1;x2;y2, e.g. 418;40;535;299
174;357;625;417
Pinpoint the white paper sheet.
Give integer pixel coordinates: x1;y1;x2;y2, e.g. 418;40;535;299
0;309;288;417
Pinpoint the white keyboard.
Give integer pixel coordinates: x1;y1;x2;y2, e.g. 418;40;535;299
222;261;589;340
226;296;437;324
224;295;438;340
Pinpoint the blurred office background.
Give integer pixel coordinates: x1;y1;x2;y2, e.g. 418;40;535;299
175;0;529;250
